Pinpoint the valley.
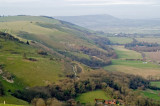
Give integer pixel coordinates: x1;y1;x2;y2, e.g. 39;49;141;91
0;16;160;105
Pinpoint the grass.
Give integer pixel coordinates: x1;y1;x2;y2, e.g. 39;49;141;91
108;37;133;44
0;16;103;66
104;46;160;78
0;16;60;24
0;16;95;51
0;38;66;105
151;81;160;88
0;104;25;106
76;90;111;104
0;39;64;87
141;89;160;100
70;52;91;60
113;46;142;59
0;96;29;105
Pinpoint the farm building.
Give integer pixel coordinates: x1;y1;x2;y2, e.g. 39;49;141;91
95;99;116;105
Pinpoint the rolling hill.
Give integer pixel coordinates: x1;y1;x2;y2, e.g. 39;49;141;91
0;16;117;104
54;14;160;34
0;15;116;67
0;16;160;106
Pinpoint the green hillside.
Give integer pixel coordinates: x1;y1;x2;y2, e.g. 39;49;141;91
0;16;116;105
0;16;115;68
0;32;71;105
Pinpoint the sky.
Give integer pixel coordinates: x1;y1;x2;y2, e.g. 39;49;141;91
0;0;160;19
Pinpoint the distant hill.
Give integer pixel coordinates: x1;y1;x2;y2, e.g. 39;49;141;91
54;14;160;34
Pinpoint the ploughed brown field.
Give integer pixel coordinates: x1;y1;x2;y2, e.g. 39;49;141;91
145;51;160;63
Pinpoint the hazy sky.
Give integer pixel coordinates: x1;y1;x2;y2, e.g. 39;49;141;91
0;0;160;19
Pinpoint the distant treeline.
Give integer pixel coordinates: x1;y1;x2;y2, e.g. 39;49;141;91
125;39;160;52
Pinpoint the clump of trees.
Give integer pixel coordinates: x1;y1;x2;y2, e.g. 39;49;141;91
125;39;159;48
125;39;160;52
0;32;24;43
129;76;149;89
37;50;48;56
0;82;4;96
0;64;6;96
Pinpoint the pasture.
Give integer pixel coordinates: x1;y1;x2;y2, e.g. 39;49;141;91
112;46;142;59
104;46;160;78
108;37;133;44
151;81;160;88
141;89;160;100
0;39;64;87
0;104;25;106
76;90;111;104
0;96;29;105
0;36;66;105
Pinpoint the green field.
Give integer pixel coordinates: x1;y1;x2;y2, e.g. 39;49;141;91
112;46;142;59
108;37;133;44
104;46;160;78
0;104;25;106
141;89;160;100
0;96;29;105
76;90;111;104
151;82;160;88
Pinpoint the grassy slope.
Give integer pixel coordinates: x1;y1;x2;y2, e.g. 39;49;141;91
76;90;111;104
0;38;65;105
0;96;29;105
0;39;64;87
104;46;160;78
0;16;111;66
112;46;142;59
0;104;26;106
0;16;95;50
108;37;133;44
0;16;98;105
